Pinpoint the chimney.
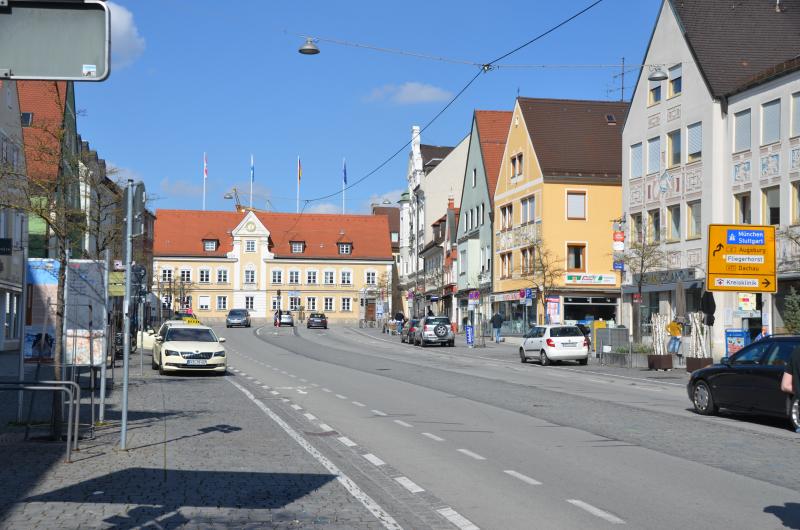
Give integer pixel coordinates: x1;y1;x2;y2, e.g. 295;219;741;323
447;196;454;209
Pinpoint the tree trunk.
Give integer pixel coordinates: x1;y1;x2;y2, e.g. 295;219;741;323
632;284;642;344
50;238;67;440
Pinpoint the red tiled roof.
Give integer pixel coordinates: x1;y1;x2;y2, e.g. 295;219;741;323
18;81;68;182
474;110;512;207
154;209;393;260
371;206;400;234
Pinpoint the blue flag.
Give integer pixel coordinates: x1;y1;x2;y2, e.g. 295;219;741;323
250;154;254;183
343;158;347;185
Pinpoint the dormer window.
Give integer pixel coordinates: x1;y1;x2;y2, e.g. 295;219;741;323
245;240;256;253
203;240;217;252
338;242;352;255
291;241;305;253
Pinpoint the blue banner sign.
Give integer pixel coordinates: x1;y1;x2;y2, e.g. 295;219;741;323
613;261;625;271
726;229;764;245
465;325;474;346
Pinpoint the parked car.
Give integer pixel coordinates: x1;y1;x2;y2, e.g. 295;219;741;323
576;323;592;351
226;309;251;328
152;323;227;375
688;336;800;431
519;325;589;365
278;310;294;327
307;313;328;329
413;316;455;347
400;319;419;344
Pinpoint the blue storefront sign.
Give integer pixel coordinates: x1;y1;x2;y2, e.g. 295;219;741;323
726;229;764;245
465;325;474;347
725;328;750;356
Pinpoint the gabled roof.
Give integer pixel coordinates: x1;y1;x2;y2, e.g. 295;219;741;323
371;206;400;234
18;81;68;182
670;0;800;98
154;209;393;261
420;144;454;174
474;110;512;207
518;98;629;178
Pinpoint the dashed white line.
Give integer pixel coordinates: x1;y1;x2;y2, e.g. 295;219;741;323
422;432;445;442
310;383;319;387
335;394;348;400
393;420;413;428
254;381;261;385
261;385;270;390
318;423;334;432
394;476;424;493
352;401;366;407
436;507;479;530
504;470;542;486
296;389;308;395
303;413;318;421
362;453;386;466
289;374;297;378
337;436;357;447
567;499;626;525
457;449;486;460
300;378;308;382
270;390;280;395
322;388;332;393
290;404;303;411
371;409;387;416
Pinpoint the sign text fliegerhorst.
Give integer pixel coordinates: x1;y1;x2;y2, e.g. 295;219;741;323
706;224;776;293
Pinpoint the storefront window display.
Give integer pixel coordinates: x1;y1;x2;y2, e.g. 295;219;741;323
496;300;536;335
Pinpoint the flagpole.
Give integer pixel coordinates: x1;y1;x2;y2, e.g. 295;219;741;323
342;157;346;214
202;152;207;211
296;156;300;214
249;154;254;210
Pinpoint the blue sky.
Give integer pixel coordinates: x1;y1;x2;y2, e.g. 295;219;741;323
76;0;660;214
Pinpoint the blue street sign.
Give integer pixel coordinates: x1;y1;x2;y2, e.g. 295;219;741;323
525;288;532;299
726;229;764;245
613;261;625;271
465;325;474;346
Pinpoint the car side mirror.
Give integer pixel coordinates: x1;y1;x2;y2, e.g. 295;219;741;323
720;356;730;365
218;337;226;343
155;337;163;343
147;330;155;335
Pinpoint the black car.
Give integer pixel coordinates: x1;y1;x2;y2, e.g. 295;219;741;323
307;313;328;329
688;336;800;430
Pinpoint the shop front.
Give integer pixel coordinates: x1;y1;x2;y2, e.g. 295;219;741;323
491;291;536;336
562;295;618;323
622;268;704;338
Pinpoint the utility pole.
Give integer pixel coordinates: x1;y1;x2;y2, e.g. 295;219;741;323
120;179;133;450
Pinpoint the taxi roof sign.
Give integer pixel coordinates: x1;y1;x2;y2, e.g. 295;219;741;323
706;224;776;293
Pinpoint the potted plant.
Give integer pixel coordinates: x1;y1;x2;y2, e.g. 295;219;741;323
685;311;712;372
647;313;673;370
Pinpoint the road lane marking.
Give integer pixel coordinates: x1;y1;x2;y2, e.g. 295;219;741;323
504;470;542;485
289;374;297;378
303;413;318;421
318;423;334;432
436;507;479;530
335;394;348;400
322;388;332;393
394;476;424;493
262;385;270;390
422;432;445;442
240;372;247;376
311;383;319;387
457;449;486;460
291;404;303;411
393;420;412;428
228;380;401;530
352;401;366;407
567;499;625;525
270;391;280;395
363;453;386;466
371;409;388;416
297;389;308;395
300;378;308;382
338;436;357;447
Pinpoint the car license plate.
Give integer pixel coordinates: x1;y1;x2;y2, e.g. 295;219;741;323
186;359;207;366
564;342;576;348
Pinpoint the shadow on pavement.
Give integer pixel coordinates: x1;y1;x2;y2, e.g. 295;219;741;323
764;503;800;529
24;467;337;529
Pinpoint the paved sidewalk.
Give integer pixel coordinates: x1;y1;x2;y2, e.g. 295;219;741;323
0;350;392;529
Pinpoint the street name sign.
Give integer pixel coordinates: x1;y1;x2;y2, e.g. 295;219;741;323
706;224;776;293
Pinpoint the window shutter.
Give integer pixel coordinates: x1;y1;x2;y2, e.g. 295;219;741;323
631;143;643;178
647;137;660;174
762;99;781;145
792;93;800;138
567;193;585;219
687;123;702;156
735;110;751;152
669;64;682;79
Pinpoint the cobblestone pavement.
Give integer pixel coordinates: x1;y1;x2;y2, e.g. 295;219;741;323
0;349;431;529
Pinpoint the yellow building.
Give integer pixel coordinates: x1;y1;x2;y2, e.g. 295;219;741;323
153;209;394;325
491;98;628;333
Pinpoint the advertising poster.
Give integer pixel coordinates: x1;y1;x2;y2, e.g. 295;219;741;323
23;259;59;363
546;296;561;324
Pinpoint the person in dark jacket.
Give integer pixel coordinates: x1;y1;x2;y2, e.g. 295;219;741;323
490;312;504;343
781;347;800;433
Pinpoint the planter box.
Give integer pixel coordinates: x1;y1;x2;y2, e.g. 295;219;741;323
686;357;713;373
647;354;673;371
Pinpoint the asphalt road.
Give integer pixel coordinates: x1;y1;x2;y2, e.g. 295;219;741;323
216;323;800;529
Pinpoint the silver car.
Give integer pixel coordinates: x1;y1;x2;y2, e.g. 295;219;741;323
278;310;294;327
226;309;251;328
413;316;455;347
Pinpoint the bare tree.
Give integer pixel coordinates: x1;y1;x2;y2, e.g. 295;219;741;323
519;235;565;325
616;237;668;342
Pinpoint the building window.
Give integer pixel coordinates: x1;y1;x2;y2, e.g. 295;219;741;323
324;271;334;285
245;296;254;310
289;270;300;284
162;295;172;309
244;269;256;284
307;270;317;284
217;269;228;283
500;204;513;230
203;240;216;252
736;193;752;224
306;297;317;311
391;232;399;243
688;201;701;238
687;122;702;162
793;93;800;138
161;269;173;282
291;241;304;253
181;296;192;310
648;209;661;242
510;153;523;178
324;297;334;312
20;112;33;127
566;191;586;220
521;196;535;224
289;296;300;311
648;79;662;105
631;213;643;243
763;186;781;225
480;202;485;225
271;297;280;311
667;204;681;241
667;129;681;167
341;297;351;312
501;252;513;278
762;99;781;146
366;271;376;285
341;271;352;285
180;269;191;282
271;270;282;284
521;247;534;274
567;244;585;272
472;168;477;187
199;269;210;283
734;109;752;153
647;137;660;174
668;64;682;97
793;183;800;224
198;296;210;311
217;296;227;310
631;143;643;179
245;240;256;252
338;243;352;255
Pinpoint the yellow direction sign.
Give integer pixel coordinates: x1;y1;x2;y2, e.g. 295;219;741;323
706;224;776;292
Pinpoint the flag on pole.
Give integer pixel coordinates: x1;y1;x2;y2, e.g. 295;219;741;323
250;154;254;183
343;158;347;185
297;157;303;183
204;153;208;180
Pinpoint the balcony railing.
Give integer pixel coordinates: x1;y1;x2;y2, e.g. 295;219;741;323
495;223;538;253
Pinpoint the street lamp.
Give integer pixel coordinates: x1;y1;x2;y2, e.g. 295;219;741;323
298;37;320;55
647;65;668;82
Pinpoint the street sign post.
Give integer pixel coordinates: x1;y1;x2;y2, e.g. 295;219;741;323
706;224;776;293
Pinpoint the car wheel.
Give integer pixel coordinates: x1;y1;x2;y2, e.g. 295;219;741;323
790;397;800;431
421;340;427;348
159;365;167;376
151;356;159;370
692;380;718;415
519;348;527;363
578;357;588;366
540;350;550;366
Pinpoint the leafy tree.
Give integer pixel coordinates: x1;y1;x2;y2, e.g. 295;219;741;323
783;286;800;334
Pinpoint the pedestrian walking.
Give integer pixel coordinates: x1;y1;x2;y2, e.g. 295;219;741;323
780;346;800;433
491;312;504;343
427;306;434;317
666;319;683;355
755;326;770;341
273;310;279;327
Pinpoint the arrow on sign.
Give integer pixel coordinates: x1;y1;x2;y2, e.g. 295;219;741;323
763;278;771;288
712;243;724;257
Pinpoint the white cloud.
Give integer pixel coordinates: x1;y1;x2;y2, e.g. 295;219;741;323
307;202;341;214
160;177;202;198
367;82;453;104
364;188;404;211
108;2;145;69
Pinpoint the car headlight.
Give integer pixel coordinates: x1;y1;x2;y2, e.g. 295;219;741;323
165;349;180;357
213;350;226;357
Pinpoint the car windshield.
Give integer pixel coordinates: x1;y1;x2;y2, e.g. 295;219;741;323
310;313;325;318
550;326;584;337
427;317;450;325
165;328;218;342
229;310;246;316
